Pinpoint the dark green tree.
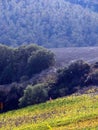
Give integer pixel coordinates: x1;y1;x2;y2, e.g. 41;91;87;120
28;49;55;76
19;84;48;107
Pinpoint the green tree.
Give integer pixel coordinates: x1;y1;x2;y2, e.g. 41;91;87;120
0;44;55;84
28;49;55;76
19;84;48;107
49;60;90;99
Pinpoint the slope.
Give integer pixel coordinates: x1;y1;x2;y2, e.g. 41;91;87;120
0;93;98;130
51;47;98;67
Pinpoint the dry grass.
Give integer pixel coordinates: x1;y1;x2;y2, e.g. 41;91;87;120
0;93;98;130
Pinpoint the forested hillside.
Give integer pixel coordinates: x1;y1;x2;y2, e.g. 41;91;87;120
0;0;98;47
65;0;98;12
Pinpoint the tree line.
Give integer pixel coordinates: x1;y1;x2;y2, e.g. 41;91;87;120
0;44;54;84
1;52;98;112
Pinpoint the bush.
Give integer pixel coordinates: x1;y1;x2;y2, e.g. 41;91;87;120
19;84;48;107
92;62;98;68
49;60;90;99
5;83;24;111
85;70;98;85
27;49;55;76
58;60;90;87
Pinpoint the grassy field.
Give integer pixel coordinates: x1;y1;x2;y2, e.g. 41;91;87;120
0;93;98;130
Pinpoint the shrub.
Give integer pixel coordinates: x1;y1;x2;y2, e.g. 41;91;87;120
85;70;98;85
58;60;90;87
19;84;48;107
5;83;24;111
49;60;90;99
27;49;55;76
92;62;98;68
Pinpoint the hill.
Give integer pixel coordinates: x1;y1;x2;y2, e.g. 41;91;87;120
51;47;98;67
0;93;98;130
65;0;98;12
0;0;98;47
